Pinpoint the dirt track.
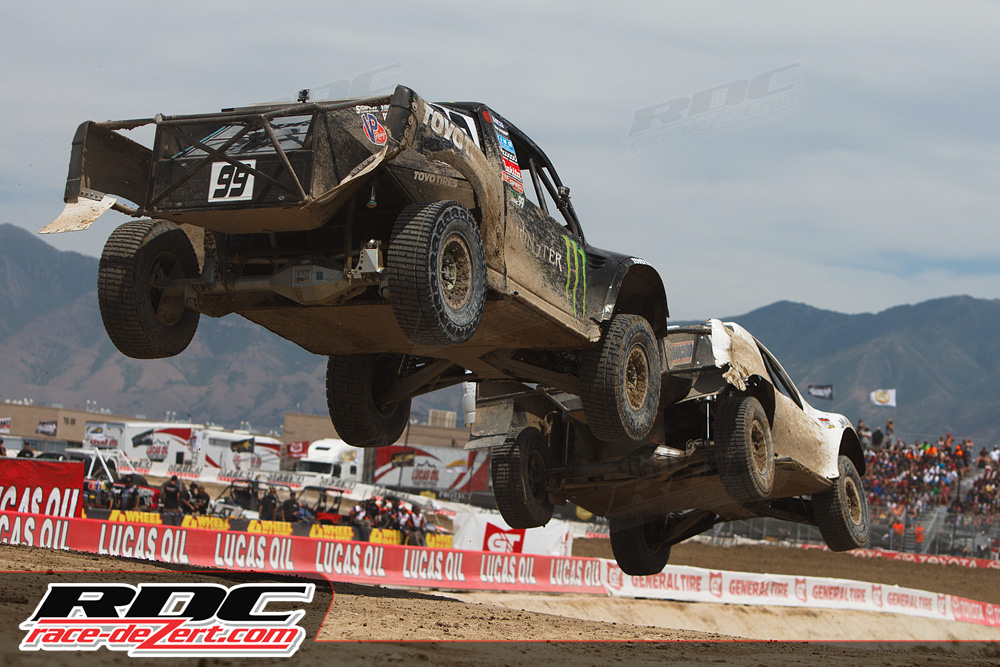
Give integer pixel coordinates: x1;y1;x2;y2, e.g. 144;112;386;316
0;541;996;666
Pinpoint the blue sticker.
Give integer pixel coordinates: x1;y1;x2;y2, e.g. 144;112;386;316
497;133;515;154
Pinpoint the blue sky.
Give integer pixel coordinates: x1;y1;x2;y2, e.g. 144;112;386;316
3;0;998;320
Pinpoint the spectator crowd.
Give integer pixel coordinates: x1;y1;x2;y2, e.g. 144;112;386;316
860;419;1000;548
861;421;970;516
121;478;437;548
348;496;430;546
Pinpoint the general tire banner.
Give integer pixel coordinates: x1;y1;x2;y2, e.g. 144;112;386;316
0;509;997;629
0;460;84;518
606;562;982;623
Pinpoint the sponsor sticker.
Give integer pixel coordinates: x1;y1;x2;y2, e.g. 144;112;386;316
667;340;695;365
502;156;523;182
497;132;516;155
354;103;390;119
361;113;387;146
422;103;481;150
489;113;525;208
502;172;525;194
20;582;314;657
482;522;525;553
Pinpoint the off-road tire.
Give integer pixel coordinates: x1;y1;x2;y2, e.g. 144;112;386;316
121;474;148;486
491;426;554;529
326;354;411;448
580;313;661;442
609;515;672;576
387;201;486;346
814;455;869;551
98;220;200;359
714;395;775;503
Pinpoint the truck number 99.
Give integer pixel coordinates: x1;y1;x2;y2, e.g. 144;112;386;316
208;160;256;202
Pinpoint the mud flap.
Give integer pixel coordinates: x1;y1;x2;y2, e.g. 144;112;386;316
464;399;514;450
40;195;116;234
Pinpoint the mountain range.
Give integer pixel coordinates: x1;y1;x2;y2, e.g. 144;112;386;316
1;223;997;446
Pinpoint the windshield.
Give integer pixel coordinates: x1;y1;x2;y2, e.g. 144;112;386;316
171;116;313;159
298;460;334;474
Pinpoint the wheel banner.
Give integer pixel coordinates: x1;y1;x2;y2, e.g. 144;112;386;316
0;460;84;518
1;508;998;629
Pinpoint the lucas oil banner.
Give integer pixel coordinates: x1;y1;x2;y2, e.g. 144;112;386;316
0;460;84;518
1;507;999;629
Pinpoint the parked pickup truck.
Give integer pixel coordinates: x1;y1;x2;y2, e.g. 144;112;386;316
470;320;869;575
43;85;668;450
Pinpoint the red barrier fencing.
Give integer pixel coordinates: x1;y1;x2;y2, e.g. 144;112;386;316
0;509;997;629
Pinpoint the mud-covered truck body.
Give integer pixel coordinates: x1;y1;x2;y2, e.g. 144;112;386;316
44;85;668;449
472;320;869;575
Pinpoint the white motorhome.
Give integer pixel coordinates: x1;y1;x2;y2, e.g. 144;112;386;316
85;421;281;472
85;421;197;464
296;438;363;483
192;429;282;472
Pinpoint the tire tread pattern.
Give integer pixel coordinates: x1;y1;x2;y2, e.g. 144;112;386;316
580;314;660;442
814;455;869;552
609;516;672;576
98;219;198;359
491;427;553;529
715;396;775;503
387;201;486;346
326;355;410;448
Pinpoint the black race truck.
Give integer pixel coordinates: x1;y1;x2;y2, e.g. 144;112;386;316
44;86;867;576
44;85;667;450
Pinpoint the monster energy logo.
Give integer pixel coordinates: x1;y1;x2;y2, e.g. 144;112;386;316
564;237;587;316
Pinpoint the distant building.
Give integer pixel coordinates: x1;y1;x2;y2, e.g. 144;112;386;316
428;409;457;429
282;412;468;449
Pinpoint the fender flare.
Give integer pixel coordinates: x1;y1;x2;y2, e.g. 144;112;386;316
602;259;669;337
387;86;506;274
839;429;866;477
